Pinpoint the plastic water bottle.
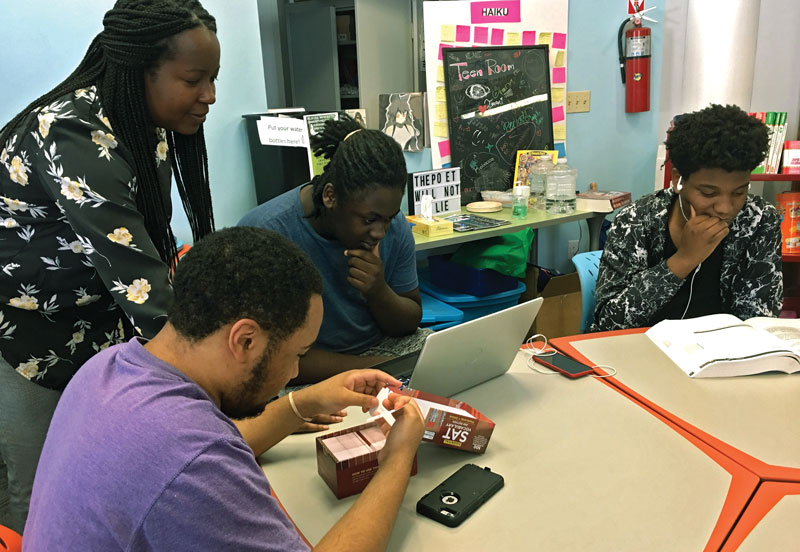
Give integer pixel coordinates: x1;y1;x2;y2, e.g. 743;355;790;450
529;159;549;210
512;185;529;219
545;158;577;215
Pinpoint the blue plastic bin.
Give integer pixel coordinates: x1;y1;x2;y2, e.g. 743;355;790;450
420;292;464;331
428;254;519;297
419;270;526;323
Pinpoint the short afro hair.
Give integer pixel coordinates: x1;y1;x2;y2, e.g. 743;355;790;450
665;104;769;180
168;227;324;344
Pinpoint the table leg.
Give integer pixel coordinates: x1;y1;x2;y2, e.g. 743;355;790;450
586;213;606;251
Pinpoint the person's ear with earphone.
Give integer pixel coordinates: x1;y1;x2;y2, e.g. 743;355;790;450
665;171;733;280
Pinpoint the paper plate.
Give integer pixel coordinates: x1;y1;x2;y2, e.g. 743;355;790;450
466;201;503;213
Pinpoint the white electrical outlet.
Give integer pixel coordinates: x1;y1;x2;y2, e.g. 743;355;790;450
568;240;579;258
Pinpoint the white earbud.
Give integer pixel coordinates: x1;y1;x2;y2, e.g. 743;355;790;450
675;177;690;222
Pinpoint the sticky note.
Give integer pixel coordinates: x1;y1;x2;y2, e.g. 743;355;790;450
435;86;446;102
436;65;445;82
552;67;566;84
552;105;565;123
438;43;453;61
538;32;552;46
555;50;565;67
490;28;504;45
435;102;447;120
552;32;567;49
506;32;521;45
456;25;471;42
442;162;452;168
438;140;451;157
440;25;456;42
522;31;536;45
474;26;489;44
551;87;564;103
555;142;566;158
553;124;566;141
433;121;449;137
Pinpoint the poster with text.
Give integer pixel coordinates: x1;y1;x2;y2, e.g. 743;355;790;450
423;0;569;170
444;46;553;203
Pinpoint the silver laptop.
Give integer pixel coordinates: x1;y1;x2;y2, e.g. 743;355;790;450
376;297;543;397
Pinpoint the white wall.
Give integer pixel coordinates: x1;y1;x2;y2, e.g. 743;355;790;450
0;0;268;244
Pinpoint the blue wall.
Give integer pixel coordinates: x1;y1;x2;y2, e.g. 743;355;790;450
1;0;663;264
539;1;664;272
0;0;267;244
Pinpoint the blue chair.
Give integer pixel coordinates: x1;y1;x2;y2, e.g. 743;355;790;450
571;250;602;333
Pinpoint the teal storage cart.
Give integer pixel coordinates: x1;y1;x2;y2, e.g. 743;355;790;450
419;270;526;323
420;292;465;331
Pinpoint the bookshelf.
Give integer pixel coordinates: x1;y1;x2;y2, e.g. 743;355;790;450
750;173;800;190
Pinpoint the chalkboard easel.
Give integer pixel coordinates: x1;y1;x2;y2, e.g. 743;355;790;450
443;45;554;204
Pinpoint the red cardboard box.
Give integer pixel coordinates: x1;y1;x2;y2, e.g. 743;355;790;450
316;421;418;499
316;388;493;499
395;387;495;453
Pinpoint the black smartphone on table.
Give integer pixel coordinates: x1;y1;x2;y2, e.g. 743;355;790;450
532;351;595;378
416;464;503;527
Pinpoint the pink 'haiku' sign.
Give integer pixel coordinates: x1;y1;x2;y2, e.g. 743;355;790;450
470;0;521;24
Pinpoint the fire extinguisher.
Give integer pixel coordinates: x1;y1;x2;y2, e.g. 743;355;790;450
618;8;656;113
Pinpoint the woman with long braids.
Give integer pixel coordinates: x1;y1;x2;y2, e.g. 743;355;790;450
239;116;427;389
0;0;218;531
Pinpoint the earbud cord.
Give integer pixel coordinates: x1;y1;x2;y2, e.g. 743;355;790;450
677;193;701;320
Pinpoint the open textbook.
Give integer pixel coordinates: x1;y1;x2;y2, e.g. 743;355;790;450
646;314;800;378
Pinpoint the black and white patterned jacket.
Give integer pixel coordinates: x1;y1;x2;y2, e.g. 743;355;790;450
592;188;783;332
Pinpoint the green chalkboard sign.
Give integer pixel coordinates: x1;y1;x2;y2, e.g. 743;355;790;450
443;45;553;204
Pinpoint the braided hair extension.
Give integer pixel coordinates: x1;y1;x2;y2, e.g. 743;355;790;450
308;114;407;218
0;0;216;269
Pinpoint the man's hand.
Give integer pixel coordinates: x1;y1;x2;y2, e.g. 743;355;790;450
377;398;424;465
292;410;347;433
292;369;402;420
669;205;729;278
345;244;387;298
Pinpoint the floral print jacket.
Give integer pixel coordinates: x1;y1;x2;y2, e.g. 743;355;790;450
592;187;783;332
1;86;173;390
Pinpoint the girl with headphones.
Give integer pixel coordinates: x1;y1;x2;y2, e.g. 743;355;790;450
593;104;783;331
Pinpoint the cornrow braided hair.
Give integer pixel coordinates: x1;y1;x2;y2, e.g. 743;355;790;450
308;114;407;217
0;0;216;269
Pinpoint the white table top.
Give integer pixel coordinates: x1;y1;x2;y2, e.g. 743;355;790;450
570;333;800;468
260;352;733;551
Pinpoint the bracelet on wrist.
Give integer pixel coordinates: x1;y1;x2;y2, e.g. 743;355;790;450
288;391;313;422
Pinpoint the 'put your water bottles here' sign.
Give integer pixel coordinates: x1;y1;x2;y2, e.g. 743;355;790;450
407;167;462;216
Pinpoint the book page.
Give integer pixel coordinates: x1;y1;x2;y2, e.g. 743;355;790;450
646;314;797;377
745;317;800;354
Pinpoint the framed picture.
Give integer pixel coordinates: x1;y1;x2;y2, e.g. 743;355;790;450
443;45;554;204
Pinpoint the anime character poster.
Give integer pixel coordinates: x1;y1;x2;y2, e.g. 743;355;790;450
378;92;428;152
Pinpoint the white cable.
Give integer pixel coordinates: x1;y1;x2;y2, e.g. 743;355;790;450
522;334;618;378
680;262;701;320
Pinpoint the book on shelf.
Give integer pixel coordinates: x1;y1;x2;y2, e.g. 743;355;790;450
750;111;789;174
646;314;800;378
303;112;339;177
783;141;800;175
575;190;631;213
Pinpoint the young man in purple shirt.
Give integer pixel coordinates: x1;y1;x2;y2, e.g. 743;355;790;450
23;227;424;551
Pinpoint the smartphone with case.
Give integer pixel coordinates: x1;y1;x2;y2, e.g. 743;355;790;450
532;351;594;378
416;464;503;527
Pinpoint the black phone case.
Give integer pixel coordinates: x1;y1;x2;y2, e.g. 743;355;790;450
416;464;504;527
